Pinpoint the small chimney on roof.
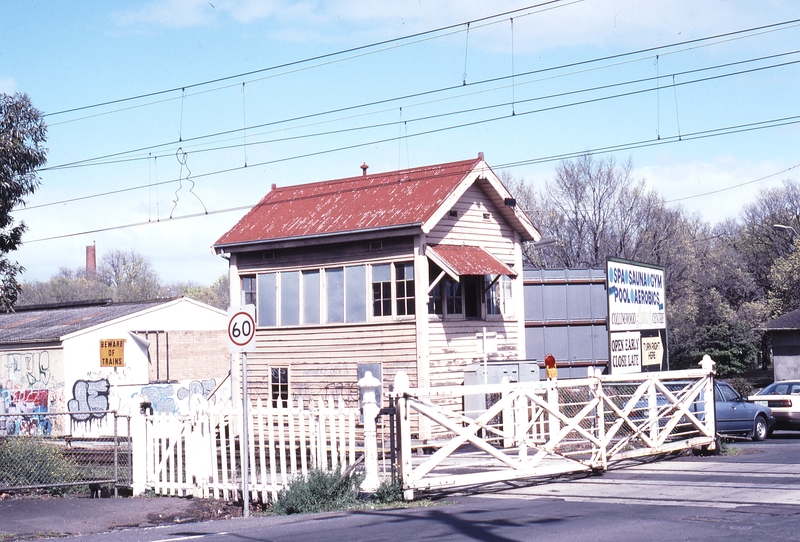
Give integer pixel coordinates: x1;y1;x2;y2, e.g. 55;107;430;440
271;183;277;190
86;242;96;276
478;152;484;161
361;163;369;177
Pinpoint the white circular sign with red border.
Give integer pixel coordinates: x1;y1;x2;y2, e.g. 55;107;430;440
227;305;256;353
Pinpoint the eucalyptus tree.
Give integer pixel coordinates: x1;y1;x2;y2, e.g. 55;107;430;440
0;93;47;311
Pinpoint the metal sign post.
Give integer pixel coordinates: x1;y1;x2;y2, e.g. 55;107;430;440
227;305;256;518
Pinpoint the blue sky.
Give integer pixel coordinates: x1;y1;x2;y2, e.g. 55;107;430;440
3;0;799;286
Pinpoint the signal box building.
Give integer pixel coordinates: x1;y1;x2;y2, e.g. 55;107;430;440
214;154;541;411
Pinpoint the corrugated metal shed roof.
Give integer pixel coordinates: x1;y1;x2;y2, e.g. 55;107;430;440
0;299;175;344
428;245;517;278
764;307;800;330
215;156;486;248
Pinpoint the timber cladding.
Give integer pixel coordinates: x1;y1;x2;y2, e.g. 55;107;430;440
245;321;418;407
428;320;522;387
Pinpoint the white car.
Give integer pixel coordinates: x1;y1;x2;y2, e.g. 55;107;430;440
749;380;800;433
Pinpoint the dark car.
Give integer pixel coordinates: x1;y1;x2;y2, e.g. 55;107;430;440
715;381;773;441
748;380;800;433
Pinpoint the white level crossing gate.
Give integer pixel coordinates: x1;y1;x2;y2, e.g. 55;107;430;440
391;367;716;499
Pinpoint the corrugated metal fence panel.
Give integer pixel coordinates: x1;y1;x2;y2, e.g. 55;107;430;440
523;268;609;374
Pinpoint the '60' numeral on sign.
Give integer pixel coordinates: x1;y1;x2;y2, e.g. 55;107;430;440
231;319;251;339
228;307;256;352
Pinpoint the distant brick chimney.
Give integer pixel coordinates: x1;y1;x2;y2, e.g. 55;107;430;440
361;162;369;177
86;243;96;276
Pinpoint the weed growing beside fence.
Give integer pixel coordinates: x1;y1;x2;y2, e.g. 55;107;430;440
0;437;77;490
272;467;364;515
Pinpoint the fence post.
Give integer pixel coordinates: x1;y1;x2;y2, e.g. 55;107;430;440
359;370;382;492
501;376;513;449
700;355;717;448
130;405;148;496
546;382;560;440
591;367;607;470
394;371;414;501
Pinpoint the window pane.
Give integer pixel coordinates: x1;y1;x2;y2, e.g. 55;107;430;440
271;367;289;408
501;276;512;316
345;265;366;323
486;275;498;315
327;267;344;323
446;279;462;316
257;273;277;327
486;274;510;316
242;276;257;306
373;263;390;282
302;270;320;324
372;264;391;317
395;262;415;316
281;271;300;326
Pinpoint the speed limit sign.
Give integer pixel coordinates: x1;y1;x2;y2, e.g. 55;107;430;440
227;305;257;353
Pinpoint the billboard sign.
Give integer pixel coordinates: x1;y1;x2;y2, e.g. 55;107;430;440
606;258;667;373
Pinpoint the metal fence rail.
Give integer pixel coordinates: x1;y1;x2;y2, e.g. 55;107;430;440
0;411;132;494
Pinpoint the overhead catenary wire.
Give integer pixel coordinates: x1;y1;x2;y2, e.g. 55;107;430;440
20;51;800;213
16;14;800;249
43;1;569;118
38;16;800;169
38;46;800;174
23;113;800;244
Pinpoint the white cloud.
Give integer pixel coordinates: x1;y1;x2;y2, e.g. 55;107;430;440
0;77;17;94
637;154;795;225
108;0;795;54
112;0;219;28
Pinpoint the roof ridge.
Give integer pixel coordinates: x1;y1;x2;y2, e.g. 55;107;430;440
267;156;481;195
13;297;179;313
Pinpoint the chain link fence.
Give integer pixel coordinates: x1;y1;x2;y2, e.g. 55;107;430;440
0;411;132;494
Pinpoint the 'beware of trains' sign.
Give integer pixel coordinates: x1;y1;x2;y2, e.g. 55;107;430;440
100;338;126;367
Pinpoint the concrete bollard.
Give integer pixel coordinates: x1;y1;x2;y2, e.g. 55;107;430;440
358;370;382;492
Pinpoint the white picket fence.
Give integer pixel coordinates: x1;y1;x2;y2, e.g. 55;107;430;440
135;360;719;502
142;396;361;502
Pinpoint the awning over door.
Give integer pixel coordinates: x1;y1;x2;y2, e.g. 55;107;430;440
426;244;517;280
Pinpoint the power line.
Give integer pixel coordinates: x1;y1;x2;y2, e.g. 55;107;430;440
23;113;800;244
43;1;567;118
39;17;800;172
21;52;800;212
664;163;800;203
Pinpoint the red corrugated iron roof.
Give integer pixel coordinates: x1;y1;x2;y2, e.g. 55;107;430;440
427;245;517;278
215;156;486;248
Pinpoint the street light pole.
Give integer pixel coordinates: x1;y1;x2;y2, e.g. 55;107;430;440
773;224;799;237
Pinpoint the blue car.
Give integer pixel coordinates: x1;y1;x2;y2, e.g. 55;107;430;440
714;381;773;441
625;380;774;442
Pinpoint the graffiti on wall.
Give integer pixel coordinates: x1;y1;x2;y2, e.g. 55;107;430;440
138;378;220;414
1;350;52;388
67;379;110;425
0;388;52;436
